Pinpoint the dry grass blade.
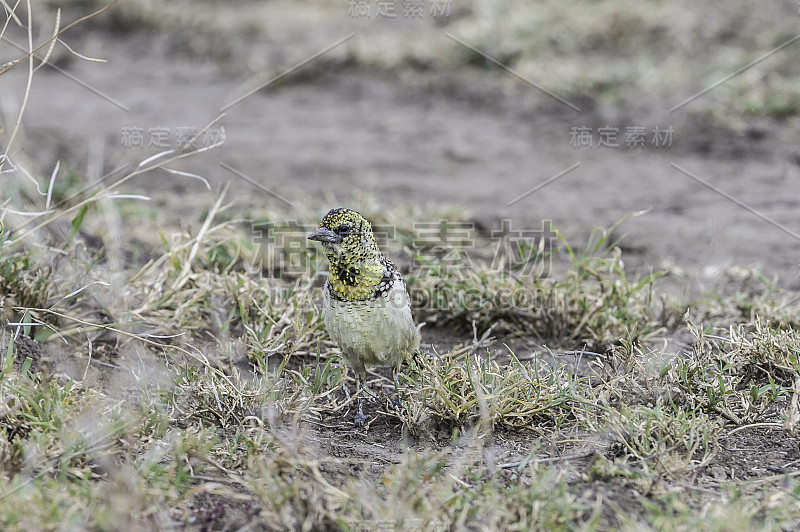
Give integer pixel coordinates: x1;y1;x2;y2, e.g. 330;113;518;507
171;184;230;292
0;0;118;77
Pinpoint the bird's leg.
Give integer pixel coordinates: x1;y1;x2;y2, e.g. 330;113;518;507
342;374;352;402
354;376;369;428
392;367;402;408
411;348;424;368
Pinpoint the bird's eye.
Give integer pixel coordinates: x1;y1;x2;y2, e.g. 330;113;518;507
336;224;353;235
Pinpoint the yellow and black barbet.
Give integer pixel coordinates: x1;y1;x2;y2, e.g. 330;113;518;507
308;208;420;427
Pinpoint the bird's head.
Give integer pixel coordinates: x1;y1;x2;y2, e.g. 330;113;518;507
308;208;384;298
307;208;380;260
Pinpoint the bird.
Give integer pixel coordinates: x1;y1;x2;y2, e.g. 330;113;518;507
307;208;420;427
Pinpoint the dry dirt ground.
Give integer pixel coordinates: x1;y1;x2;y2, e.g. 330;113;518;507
3;0;800;529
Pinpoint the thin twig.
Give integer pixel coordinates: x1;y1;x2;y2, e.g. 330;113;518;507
1;0;33;169
0;0;119;76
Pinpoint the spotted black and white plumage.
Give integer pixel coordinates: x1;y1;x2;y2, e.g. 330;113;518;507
308;208;420;427
326;255;398;302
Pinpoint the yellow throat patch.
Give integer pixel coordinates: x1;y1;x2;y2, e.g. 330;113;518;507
308;208;387;302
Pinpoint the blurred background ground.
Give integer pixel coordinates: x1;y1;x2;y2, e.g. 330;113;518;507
2;0;799;293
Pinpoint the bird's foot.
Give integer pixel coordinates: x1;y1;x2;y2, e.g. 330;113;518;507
354;410;370;428
354;397;370;428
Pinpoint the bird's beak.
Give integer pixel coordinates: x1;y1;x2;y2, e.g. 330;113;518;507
307;227;341;244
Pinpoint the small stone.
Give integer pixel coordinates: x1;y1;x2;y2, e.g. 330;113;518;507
711;466;727;481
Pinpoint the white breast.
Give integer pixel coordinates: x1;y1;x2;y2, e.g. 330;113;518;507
322;277;420;379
